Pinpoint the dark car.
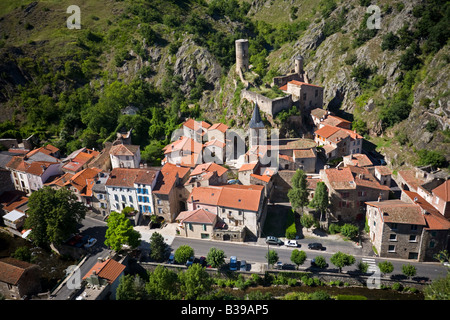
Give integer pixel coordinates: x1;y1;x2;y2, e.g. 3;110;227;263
198;256;207;267
168;253;175;264
240;260;247;271
186;256;195;267
265;236;284;246
308;243;325;250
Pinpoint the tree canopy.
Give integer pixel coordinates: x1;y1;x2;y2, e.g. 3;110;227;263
104;210;141;251
25;187;86;247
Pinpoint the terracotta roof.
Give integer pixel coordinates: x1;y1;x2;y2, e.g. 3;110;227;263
106;168;158;188
26;144;59;157
209;123;228;133
204;139;226;148
153;163;190;195
374;165;392;176
2;195;28;213
323;167;355;190
83;259;125;284
398;170;426;192
25;161;59;176
0;257;38;285
366;200;427;225
183;118;211;132
109;144;140;156
190;162;228;177
250;174;271;183
293;148;316;159
67;168;102;192
321;115;352;128
6;156;28;172
189;185;264;212
307;178;322;190
288;80;322;88
279;84;287;91
164;136;203;155
310;108;329;119
45;172;74;187
344;154;373;167
315;125;340;139
238;161;259;172
349;166;390;191
279;154;294;162
432;179;450;202
403;190;450;230
177;208;217;224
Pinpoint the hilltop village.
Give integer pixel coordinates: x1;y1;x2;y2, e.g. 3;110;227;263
0;39;449;300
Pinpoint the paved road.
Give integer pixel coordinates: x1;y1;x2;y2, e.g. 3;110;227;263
169;236;449;281
51;215;110;300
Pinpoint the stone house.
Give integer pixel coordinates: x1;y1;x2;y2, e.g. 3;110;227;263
238;161;260;185
182;118;211;143
90;172;110;218
0;257;41;299
109;144;141;169
81;258;126;300
184;162;228;193
105;168;159;217
152;163;190;223
314;125;363;160
320;165;390;222
162;136;203;168
277;138;317;173
343;153;373;168
366;190;450;261
280;80;324;111
187;184;266;239
176;208;218;240
430;179;450;219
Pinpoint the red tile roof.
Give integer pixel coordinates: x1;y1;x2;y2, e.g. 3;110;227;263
0;257;38;285
314;125;340;139
153;163;190;195
366;200;426;225
288;80;322;88
109;144;140;156
164;136;203;155
432;180;450;202
106;168;158;188
189;185;264;212
190;162;228;178
403;191;450;230
183;118;211;132
177;208;217;224
83;259;125;284
209;123;229;133
344;153;373;167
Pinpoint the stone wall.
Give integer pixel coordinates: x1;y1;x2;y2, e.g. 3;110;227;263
241;89;292;116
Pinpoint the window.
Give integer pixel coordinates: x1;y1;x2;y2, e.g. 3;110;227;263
389;234;397;241
129;195;133;202
203;224;207;231
388;245;395;252
409;235;417;242
121;195;126;202
114;195;119;202
430;240;435;248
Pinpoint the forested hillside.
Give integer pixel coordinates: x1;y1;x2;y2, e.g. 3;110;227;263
0;0;448;170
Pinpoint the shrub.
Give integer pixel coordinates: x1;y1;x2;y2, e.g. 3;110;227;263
340;224;359;240
381;32;399;51
328;223;341;234
336;294;367;300
392;282;403;291
309;290;330;300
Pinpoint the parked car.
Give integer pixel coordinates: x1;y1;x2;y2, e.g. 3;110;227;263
186;256;195;267
276;261;284;270
168;253;174;264
286;240;299;247
84;238;97;248
240;260;247;271
198;256;207;267
75;235;90;248
266;236;284;246
67;234;82;246
308;242;325;250
229;256;238;271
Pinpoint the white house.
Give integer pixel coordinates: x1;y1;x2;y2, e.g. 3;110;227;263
105;168;159;216
109;144;141;169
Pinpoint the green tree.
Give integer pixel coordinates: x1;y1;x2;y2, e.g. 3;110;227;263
310;182;329;221
25;187;86;247
145;265;179;300
266;249;279;268
178;263;213;300
12;246;32;262
287;169;309;214
174;245;194;264
340;224;359;240
378;261;394;277
402;264;417;279
424;273;450;300
330;251;356;273
104;210;141;251
206;247;226;268
300;213;315;231
313;256;328;269
149;232;168;262
290;249;307;270
116;274;147;300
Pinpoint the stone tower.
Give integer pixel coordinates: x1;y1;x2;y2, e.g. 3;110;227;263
235;39;249;73
294;55;304;77
249;102;265;149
